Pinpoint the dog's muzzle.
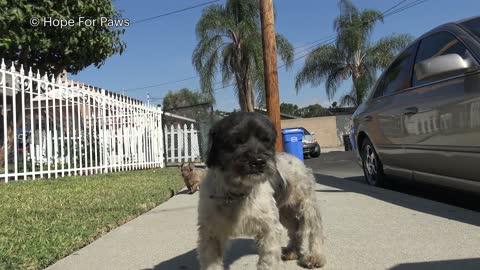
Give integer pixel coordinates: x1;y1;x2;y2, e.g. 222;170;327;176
249;158;266;172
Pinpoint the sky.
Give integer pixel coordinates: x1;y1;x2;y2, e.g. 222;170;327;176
71;0;480;111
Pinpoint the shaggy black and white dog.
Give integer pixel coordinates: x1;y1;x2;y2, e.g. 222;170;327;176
197;112;326;270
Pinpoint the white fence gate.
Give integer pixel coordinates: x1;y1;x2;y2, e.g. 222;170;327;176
164;123;201;165
0;59;164;183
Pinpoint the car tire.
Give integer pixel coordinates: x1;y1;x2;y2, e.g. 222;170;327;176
361;138;386;187
310;145;321;158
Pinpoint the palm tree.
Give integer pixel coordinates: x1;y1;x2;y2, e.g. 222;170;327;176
295;0;413;107
193;0;294;112
339;75;370;107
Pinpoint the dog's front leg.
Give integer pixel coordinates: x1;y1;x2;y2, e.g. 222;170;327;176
254;221;284;270
197;226;226;270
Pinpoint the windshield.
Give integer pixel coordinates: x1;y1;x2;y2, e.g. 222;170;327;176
461;17;480;39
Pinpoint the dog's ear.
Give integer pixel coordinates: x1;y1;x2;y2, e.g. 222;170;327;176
179;162;184;169
206;125;219;168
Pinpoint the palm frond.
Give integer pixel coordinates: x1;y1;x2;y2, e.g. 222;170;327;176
325;66;348;100
295;45;345;93
365;33;414;69
221;43;235;85
226;0;261;24
199;49;220;96
339;94;358;107
276;34;294;70
195;5;232;40
192;34;224;71
334;0;383;55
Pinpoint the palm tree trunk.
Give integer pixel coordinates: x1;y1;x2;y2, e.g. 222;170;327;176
245;78;255;112
238;90;248;111
235;74;248;111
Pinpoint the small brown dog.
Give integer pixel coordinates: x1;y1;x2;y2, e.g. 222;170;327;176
180;162;206;194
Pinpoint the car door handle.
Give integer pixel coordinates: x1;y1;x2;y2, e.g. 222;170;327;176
363;115;373;122
403;107;418;116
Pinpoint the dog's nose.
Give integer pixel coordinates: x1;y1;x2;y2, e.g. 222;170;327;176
250;158;266;168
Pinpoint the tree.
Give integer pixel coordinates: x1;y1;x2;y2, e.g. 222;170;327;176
0;0;126;76
297;104;328;118
280;103;299;116
193;0;294;112
162;88;211;121
0;0;126;165
295;0;413;107
339;75;370;107
163;88;204;109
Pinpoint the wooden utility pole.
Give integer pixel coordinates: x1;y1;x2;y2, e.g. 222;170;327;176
260;0;283;152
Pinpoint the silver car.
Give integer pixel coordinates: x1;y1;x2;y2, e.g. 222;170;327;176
351;16;480;193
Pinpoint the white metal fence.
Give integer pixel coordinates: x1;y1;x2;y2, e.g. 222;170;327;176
165;123;201;165
0;59;164;183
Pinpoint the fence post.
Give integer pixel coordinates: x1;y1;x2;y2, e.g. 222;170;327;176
1;60;7;182
58;77;65;177
101;89;107;173
28;67;36;179
12;65;18;181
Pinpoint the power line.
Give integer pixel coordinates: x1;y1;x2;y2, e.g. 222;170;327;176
211;0;429;94
384;0;429;17
140;0;429;103
381;0;410;16
124;76;199;92
123;37;334;92
131;0;221;24
292;35;336;51
281;0;430;67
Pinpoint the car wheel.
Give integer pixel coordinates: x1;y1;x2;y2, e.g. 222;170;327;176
361;138;385;186
310;145;321;158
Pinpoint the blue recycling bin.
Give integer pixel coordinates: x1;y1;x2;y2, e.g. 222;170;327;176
282;128;304;161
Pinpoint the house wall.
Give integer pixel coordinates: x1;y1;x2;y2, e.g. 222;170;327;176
335;114;353;145
281;114;353;147
281;116;338;147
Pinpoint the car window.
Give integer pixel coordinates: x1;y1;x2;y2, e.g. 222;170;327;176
302;128;310;135
461;17;480;40
373;44;416;98
413;31;474;87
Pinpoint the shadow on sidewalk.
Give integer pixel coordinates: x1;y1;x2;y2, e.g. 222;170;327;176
146;238;257;270
313;173;480;227
388;258;480;270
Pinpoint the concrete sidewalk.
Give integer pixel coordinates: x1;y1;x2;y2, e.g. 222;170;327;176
47;159;480;270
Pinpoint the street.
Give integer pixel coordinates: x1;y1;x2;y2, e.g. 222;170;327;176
305;151;480;212
47;151;480;270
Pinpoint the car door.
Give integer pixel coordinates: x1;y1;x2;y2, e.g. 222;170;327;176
363;44;418;178
401;30;480;183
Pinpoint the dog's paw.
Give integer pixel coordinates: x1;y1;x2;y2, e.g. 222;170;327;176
281;247;299;261
299;254;326;269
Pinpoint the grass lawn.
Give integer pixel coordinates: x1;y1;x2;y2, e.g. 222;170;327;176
0;168;184;270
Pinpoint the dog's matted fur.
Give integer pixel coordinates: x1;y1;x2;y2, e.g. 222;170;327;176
197;112;326;270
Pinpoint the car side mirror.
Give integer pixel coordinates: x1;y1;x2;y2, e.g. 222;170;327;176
310;132;315;135
415;53;473;81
